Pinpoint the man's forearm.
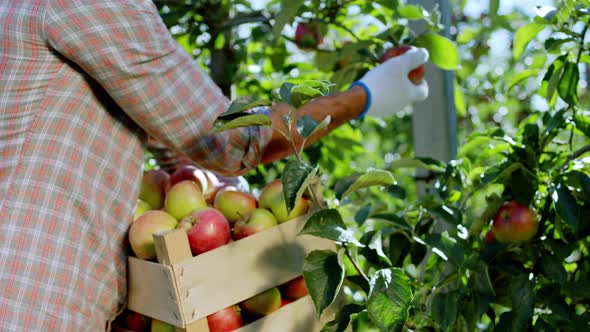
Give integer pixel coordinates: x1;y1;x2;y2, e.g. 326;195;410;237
261;85;367;164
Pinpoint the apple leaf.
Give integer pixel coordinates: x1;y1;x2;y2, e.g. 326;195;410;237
300;209;363;246
573;114;590;139
552;182;581;232
360;231;392;268
424;232;464;267
507;69;541;89
330;66;359;91
397;5;424;20
303;250;345;317
558;61;579;106
290;80;333;108
413;32;459;70
334;169;396;200
431;291;459;330
282;160;318;214
297;115;331;139
535;5;558;22
480;162;523;185
513;22;546;59
209;114;272;134
510;275;536;331
539;55;566;106
320;303;364;332
366;268;413;331
219;95;272;119
279;82;295;105
272;0;304;40
388;157;446;172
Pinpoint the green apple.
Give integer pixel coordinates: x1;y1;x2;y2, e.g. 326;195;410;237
232;208;278;240
138;169;170;210
240;287;282;317
258;179;310;223
164;180;207;221
151;319;175;332
129;210;178;260
134;199;153;221
214;188;257;225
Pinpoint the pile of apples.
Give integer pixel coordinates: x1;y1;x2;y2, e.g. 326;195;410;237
115;276;308;332
129;164;311;261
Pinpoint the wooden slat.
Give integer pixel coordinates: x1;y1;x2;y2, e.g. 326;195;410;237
154;228;193;266
236;295;329;332
175;318;209;332
127;257;184;327
173;215;335;323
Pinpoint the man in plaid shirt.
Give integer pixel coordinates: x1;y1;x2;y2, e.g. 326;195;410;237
0;0;429;330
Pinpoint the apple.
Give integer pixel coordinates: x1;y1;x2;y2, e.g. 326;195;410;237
484;229;496;244
150;319;175;332
129;210;178;260
240;287;282;317
182;207;231;255
207;305;243;332
214;188;258;225
232;208;278;241
115;309;150;332
169;164;219;199
491;201;538;244
282;276;308;301
138;169;170;209
258;179;310;223
281;299;291;307
134;199;153;221
379;45;426;85
294;22;323;50
164;180;207;221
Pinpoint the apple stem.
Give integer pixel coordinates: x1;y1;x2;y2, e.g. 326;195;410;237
343;243;370;286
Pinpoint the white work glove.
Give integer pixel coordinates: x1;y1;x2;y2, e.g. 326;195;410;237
351;47;429;119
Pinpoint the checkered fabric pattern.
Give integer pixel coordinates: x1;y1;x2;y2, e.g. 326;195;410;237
0;1;272;330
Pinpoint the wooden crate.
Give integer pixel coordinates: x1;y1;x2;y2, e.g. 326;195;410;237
127;215;335;331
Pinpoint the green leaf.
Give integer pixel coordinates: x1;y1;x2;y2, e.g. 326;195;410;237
553;183;581;231
220;95;272;119
282;160;318;213
303;250;345;317
481;162;523;185
539;55;566;105
334;169;396;200
360;231;392;268
456;28;478;44
513;22;545;59
279;82;295;104
534;5;558;22
540;253;567;285
424;232;464;267
209;114;271;134
511;275;536;331
431;291;459;330
414;33;459;70
367;268;413;331
507;69;541;89
300;209;363;246
273;0;304;40
427;205;462;225
574;114;590;139
398;5;424;19
290;80;333;108
469;261;495;297
544;37;576;51
297;115;331;139
330;66;359;91
558;61;579;106
388;157;446;172
320;303;364;332
564;171;590;199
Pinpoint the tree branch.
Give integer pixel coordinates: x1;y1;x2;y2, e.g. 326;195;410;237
559;144;590;171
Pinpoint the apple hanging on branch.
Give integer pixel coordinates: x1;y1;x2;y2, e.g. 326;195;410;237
294;21;324;51
380;44;426;85
491;200;538;244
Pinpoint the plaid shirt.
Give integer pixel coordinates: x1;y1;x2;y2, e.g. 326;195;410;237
0;1;271;330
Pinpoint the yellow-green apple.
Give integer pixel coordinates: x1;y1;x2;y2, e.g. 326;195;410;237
379;45;426;85
129;210;178;260
138;169;170;209
164;180;207;221
214;188;258;225
182;207;231;255
491;200;538;244
207;305;243;332
258;179;310;223
240;287;282;317
150;319;175;332
134;199;152;221
282;276;308;301
232;208;278;241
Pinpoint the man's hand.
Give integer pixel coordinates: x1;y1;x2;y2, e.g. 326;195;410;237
353;47;429;119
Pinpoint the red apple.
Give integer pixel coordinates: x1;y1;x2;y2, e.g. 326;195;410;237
240;287;282;317
491;201;538;244
379;45;426;85
214;188;258;225
282;276;308;301
134;199;153;221
232;208;278;241
207;305;243;332
484;229;496;243
294;22;324;51
182;207;231;255
258;179;310;223
150;319;175;332
115;309;150;332
129;210;178;260
281;299;291;307
164;180;207;221
139;169;170;209
169;164;219;199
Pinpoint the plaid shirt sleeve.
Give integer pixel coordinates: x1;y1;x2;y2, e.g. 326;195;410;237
44;0;272;175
